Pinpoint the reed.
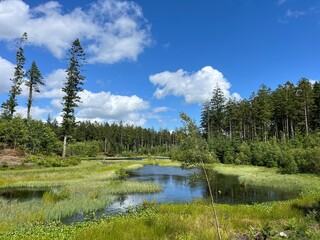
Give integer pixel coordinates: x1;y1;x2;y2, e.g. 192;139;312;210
211;163;320;194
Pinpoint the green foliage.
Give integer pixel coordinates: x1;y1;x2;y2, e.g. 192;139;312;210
1;33;27;119
251;141;282;167
61;39;85;137
67;141;99;157
115;167;129;180
25;155;81;167
0;118;59;154
1;161;8;168
25;61;44;120
235;142;251;165
27;120;60;154
172;112;217;165
279;149;298;174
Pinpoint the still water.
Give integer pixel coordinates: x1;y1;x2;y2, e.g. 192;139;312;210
0;188;46;202
0;165;299;223
115;165;298;205
63;165;299;223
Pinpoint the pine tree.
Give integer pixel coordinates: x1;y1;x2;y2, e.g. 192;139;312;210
1;32;28;119
210;86;226;137
225;98;238;139
200;101;211;139
312;81;320;129
61;39;85;158
255;84;272;141
297;78;313;135
25;61;44;120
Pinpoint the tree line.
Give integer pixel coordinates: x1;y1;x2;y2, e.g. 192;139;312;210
201;79;320;142
0;34;176;157
171;80;320;174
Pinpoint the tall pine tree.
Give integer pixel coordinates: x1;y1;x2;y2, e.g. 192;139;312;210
1;32;28;119
297;78;313;135
61;39;85;158
26;61;44;120
210;86;226;137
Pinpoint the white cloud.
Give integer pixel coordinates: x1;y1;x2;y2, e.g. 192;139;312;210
286;9;305;18
0;57;14;93
76;90;149;126
38;69;66;99
309;79;318;85
0;0;151;63
24;67;149;126
153;106;169;113
15;106;52;120
149;66;239;104
277;0;287;6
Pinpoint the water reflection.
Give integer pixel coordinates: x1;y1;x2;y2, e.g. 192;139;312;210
0;188;46;202
62;165;299;224
204;169;298;204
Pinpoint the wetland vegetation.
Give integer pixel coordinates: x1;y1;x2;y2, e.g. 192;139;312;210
0;159;319;239
0;34;319;239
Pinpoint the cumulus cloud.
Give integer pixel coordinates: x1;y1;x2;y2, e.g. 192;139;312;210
25;67;149;126
76;90;149;125
0;57;14;93
0;0;151;63
149;66;239;104
38;68;66;99
15;106;52;120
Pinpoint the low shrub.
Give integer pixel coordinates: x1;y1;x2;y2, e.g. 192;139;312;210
25;155;81;167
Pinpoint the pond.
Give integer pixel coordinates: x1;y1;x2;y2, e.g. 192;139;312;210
62;165;299;224
119;166;298;205
0;188;46;202
102;157;170;161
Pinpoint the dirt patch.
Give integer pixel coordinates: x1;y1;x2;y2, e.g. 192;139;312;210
0;148;26;166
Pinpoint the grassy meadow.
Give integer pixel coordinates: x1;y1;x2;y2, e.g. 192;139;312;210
0;159;319;239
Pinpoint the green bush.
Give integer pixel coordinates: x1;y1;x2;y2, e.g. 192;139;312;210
280;150;298;174
115;167;129;180
25;155;81;167
67;141;99;157
1;161;8;168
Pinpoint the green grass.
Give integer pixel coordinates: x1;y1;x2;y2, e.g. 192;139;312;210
211;163;320;194
0;159;162;233
0;160;319;239
2;200;320;239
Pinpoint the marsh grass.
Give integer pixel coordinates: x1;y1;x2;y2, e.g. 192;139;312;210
4;199;319;239
211;163;320;194
0;160;163;234
1;161;320;239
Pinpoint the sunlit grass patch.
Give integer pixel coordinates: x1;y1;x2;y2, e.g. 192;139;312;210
211;163;320;194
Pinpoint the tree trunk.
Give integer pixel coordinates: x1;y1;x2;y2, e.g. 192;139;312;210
27;85;33;120
290;119;294;137
286;116;289;140
304;102;309;135
62;135;67;159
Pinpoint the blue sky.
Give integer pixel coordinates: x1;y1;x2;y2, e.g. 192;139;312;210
0;0;319;130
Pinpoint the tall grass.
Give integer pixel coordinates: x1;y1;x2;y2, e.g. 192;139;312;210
1;161;320;239
211;163;320;194
0;160;163;234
